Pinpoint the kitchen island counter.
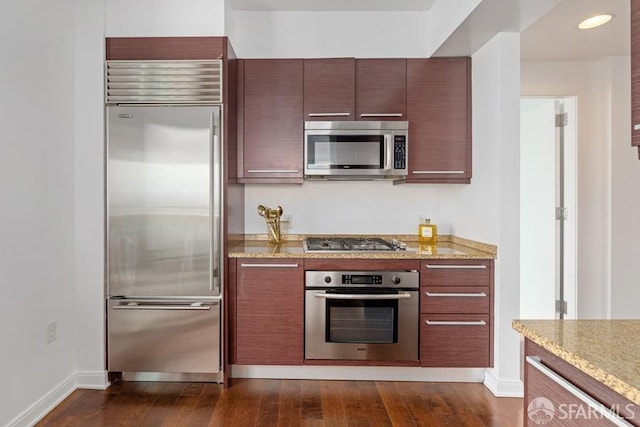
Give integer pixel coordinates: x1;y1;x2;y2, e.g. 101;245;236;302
228;234;496;259
513;319;640;406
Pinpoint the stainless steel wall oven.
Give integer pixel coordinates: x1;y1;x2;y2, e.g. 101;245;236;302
305;270;419;361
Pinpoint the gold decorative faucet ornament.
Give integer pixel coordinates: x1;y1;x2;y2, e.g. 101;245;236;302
257;205;283;243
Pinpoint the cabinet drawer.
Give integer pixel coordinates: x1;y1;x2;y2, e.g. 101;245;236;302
421;286;490;314
421;260;491;287
420;314;490;367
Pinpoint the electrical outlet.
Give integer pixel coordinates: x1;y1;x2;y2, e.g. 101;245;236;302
47;320;57;344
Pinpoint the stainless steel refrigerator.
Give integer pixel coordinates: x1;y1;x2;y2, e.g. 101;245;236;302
106;105;223;381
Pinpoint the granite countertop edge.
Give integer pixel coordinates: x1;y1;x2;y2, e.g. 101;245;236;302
512;320;640;406
228;234;497;259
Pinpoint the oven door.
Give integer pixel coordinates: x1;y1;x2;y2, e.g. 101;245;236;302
305;289;419;361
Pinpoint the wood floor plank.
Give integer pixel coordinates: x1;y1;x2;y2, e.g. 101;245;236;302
357;381;393;427
255;379;282;427
278;379;302;427
376;381;417;427
38;379;524;427
301;379;323;421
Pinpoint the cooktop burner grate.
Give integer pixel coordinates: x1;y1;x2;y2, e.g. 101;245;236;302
304;237;406;252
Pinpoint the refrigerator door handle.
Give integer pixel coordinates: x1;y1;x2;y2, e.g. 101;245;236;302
113;301;219;311
211;114;221;295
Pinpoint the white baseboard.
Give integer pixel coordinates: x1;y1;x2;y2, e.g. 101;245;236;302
483;369;524;397
8;374;77;427
232;365;486;383
7;370;109;427
76;370;110;390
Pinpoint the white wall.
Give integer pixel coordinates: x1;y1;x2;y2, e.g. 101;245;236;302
228;11;431;58
0;0;77;425
105;0;225;36
471;33;522;397
522;60;611;319
607;56;640;319
74;0;108;388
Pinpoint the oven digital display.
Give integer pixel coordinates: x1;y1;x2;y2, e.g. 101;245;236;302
342;274;383;285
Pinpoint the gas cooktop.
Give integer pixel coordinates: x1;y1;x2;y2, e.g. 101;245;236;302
304;237;407;252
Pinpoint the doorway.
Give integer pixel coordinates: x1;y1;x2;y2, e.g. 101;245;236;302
520;96;577;319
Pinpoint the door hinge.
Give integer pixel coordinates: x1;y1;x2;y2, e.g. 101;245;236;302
555;113;568;127
555;207;567;220
556;300;568;315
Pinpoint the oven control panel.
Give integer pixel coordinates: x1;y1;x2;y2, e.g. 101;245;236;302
306;271;419;289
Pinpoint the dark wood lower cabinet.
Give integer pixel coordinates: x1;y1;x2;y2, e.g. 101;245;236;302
420;314;490;367
524;340;640;426
234;259;304;365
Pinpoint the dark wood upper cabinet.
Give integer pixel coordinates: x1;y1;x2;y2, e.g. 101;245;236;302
106;37;226;60
355;59;407;121
406;58;472;183
238;59;304;183
304;58;355;121
632;0;640;147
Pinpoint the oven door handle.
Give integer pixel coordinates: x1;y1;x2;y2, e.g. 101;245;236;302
314;292;412;300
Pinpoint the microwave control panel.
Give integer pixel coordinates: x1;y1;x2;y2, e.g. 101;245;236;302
394;136;407;170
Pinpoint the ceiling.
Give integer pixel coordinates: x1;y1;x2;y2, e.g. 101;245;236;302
227;0;630;60
520;0;629;61
230;0;436;11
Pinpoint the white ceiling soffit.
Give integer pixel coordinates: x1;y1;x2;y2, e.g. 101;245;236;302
230;0;436;11
432;0;562;57
521;0;629;61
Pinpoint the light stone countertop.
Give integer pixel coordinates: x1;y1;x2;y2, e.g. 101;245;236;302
513;319;640;405
228;234;497;259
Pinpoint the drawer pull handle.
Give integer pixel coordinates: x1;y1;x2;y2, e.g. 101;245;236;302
634;124;640;131
308;112;350;117
247;170;299;174
425;264;487;269
240;263;299;268
526;356;633;427
412;170;465;175
425;320;486;326
360;113;403;117
425;292;486;298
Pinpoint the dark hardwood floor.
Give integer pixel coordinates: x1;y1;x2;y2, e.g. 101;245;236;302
37;379;523;426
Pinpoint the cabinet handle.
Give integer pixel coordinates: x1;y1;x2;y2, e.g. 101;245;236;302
425;264;487;269
526;356;633;427
308;112;350;117
425;292;486;297
240;263;299;268
315;292;412;300
247;170;299;174
425;320;486;326
634;124;640;131
412;170;465;174
360;113;403;117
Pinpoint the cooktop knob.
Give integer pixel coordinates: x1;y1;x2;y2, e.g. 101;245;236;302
324;276;332;283
391;276;401;285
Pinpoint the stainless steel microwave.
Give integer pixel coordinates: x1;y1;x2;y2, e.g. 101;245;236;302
304;121;408;179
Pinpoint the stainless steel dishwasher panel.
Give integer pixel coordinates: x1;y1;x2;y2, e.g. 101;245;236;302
108;299;220;374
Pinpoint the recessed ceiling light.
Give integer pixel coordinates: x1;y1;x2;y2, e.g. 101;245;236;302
578;14;613;30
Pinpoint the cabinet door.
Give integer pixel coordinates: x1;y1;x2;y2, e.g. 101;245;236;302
355;59;406;121
406;58;471;183
235;259;304;365
633;0;640;146
420;314;490;367
304;58;355;121
239;59;303;183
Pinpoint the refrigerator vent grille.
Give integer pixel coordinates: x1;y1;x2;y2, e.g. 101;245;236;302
106;60;222;104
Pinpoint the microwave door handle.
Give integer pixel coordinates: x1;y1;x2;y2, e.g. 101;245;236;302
384;134;393;171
